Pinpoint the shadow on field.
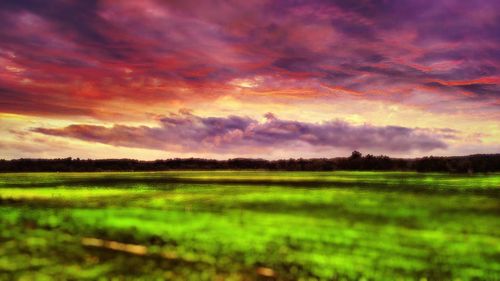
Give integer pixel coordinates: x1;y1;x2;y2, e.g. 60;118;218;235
4;176;500;196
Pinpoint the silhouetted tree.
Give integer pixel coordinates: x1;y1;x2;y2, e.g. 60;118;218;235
0;153;498;173
349;151;362;160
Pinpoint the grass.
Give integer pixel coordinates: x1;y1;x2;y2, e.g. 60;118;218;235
0;171;499;280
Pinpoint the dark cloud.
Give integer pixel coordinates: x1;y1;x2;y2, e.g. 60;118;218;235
0;86;93;116
33;112;449;153
0;0;498;119
330;18;377;40
272;57;319;73
425;81;500;98
457;84;500;97
0;0;135;60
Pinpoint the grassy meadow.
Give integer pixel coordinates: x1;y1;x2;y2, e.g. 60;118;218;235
0;171;499;280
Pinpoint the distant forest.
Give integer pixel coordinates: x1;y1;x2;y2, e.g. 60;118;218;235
1;152;499;173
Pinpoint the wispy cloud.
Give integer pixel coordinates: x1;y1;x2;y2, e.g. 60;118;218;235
0;0;498;118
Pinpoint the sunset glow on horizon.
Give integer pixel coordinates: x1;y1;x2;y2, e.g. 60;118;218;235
1;0;499;159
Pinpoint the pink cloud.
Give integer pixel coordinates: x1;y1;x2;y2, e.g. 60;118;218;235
33;111;450;154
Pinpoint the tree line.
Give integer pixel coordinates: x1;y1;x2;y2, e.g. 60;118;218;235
0;152;499;173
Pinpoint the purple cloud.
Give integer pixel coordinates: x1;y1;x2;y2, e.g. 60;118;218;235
0;0;498;119
32;112;449;154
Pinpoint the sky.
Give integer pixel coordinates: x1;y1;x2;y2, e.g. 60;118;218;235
0;0;499;159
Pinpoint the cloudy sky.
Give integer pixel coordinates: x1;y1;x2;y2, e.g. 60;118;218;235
0;0;499;159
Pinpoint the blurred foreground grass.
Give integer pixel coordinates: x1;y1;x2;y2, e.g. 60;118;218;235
0;171;499;280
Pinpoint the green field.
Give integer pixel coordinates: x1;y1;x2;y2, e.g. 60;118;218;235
0;171;499;280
